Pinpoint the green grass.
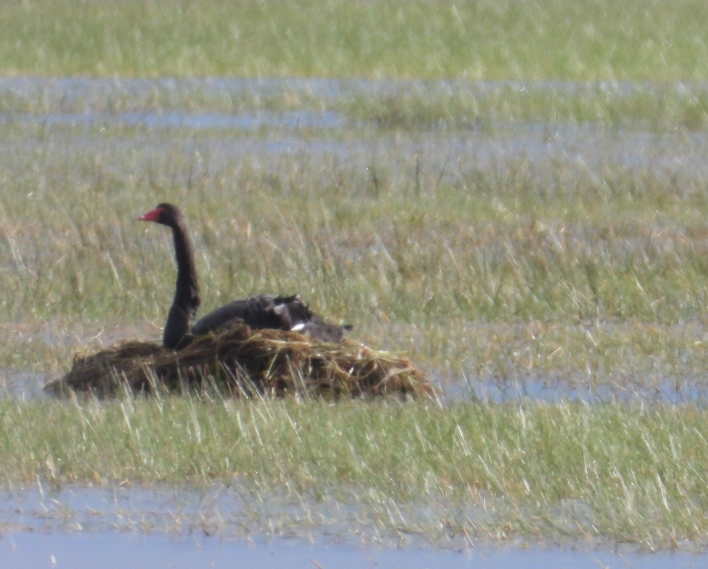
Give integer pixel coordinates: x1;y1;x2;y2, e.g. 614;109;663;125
2;397;708;549
2;122;708;393
4;0;708;130
2;114;708;550
3;130;708;327
342;83;708;131
2;0;708;547
1;0;708;81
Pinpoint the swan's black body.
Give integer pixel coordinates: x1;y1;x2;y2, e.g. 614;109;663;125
139;203;351;350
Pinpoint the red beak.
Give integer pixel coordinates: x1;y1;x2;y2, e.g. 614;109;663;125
138;207;163;222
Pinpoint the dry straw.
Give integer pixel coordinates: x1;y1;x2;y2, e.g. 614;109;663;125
45;323;432;399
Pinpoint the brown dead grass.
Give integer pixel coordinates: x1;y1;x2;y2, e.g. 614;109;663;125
44;323;432;399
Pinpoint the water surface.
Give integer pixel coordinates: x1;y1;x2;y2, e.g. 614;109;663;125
1;532;704;569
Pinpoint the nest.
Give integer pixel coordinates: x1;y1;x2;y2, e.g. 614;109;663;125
44;323;433;399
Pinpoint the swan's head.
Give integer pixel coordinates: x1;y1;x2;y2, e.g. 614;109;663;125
138;203;183;226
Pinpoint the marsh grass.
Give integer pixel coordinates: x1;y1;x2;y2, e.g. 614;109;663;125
1;0;708;551
3;136;708;326
3;0;708;131
2;397;708;548
341;83;708;132
3;79;708;132
2;121;708;393
0;79;331;115
2;0;708;81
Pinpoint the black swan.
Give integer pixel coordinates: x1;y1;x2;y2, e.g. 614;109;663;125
139;203;351;350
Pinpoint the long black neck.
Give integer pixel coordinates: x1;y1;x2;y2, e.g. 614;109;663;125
163;216;201;350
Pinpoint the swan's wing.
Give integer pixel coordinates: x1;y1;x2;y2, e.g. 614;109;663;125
191;294;291;335
191;293;351;342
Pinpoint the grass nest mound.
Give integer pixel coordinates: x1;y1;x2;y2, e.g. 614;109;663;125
45;323;432;399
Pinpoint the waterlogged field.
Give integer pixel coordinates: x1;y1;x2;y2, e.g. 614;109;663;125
2;0;708;559
5;397;708;550
3;80;708;401
1;78;708;555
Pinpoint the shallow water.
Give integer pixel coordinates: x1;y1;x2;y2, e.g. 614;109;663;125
1;532;704;569
448;375;708;405
0;484;705;567
3;109;347;130
0;370;47;399
4;367;707;404
3;77;708;180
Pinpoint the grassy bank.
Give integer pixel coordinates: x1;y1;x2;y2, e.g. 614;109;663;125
2;397;707;548
1;0;708;80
